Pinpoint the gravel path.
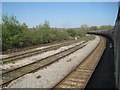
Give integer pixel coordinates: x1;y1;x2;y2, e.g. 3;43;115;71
5;36;100;88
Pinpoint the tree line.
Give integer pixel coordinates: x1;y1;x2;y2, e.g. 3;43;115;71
80;24;114;31
1;15;114;51
1;15;86;51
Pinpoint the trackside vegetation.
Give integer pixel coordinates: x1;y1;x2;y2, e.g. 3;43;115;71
2;15;86;51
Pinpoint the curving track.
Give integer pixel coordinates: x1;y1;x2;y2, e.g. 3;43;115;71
54;36;106;88
85;36;115;88
1;37;94;64
1;40;89;88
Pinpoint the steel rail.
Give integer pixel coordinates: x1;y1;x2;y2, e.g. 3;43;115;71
53;36;106;89
1;40;73;55
1;39;81;64
1;40;88;88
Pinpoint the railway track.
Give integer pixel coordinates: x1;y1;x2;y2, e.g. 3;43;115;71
1;40;90;88
1;38;86;64
1;39;74;55
1;40;88;74
54;36;106;89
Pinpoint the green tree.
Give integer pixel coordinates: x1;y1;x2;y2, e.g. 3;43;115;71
89;26;98;31
65;29;77;37
2;15;24;51
98;25;113;30
21;23;28;29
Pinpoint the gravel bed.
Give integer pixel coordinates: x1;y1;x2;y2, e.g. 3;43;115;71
5;36;100;88
1;41;87;70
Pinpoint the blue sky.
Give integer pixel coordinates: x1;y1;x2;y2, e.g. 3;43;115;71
2;2;118;28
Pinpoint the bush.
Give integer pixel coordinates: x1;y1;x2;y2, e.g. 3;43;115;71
2;15;86;51
2;15;24;50
65;29;86;37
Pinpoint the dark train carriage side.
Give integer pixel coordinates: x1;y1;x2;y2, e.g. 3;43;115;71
87;2;120;89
